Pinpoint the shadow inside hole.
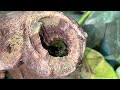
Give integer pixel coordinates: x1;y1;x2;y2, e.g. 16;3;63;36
39;29;68;57
48;40;68;57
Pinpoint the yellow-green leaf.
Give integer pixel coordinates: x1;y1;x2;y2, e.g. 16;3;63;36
116;66;120;78
82;47;118;79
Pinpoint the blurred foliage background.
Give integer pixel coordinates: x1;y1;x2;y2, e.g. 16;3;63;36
64;11;120;79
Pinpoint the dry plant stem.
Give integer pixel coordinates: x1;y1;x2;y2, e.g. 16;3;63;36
0;11;87;79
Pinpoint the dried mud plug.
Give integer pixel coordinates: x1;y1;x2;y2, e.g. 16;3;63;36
0;11;87;78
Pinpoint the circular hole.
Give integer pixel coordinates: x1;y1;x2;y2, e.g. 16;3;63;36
39;28;68;57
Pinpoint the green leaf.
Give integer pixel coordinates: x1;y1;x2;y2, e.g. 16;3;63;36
82;11;120;66
82;22;106;48
81;47;118;79
116;66;120;78
85;11;120;25
100;20;120;64
82;11;120;48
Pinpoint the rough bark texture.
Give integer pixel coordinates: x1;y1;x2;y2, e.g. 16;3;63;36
0;11;87;79
0;70;5;79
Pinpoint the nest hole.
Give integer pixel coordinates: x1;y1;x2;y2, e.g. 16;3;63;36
48;40;68;57
39;27;68;57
